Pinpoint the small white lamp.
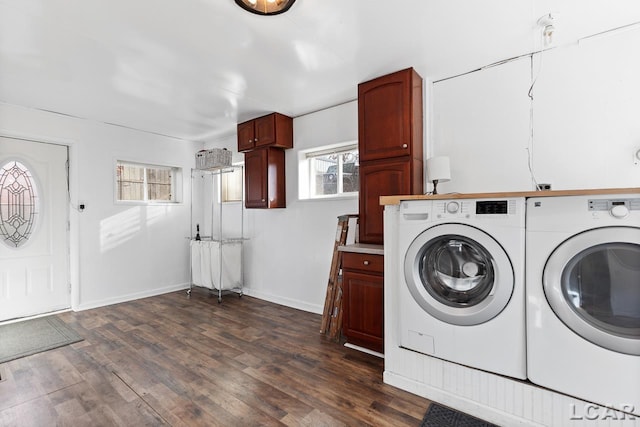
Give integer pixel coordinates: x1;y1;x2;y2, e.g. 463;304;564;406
426;156;451;195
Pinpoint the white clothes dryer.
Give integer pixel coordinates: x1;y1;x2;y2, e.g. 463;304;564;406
526;194;640;416
397;197;526;379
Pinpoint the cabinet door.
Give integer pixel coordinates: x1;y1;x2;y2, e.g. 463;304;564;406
359;159;412;244
244;149;267;208
244;148;286;209
254;114;276;147
342;269;384;353
358;68;423;162
237;121;255;152
265;148;286;208
255;113;293;149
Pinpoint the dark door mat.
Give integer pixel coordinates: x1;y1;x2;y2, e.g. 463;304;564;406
421;403;499;427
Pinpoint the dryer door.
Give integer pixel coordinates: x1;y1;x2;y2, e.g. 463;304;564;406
404;223;514;326
544;227;640;355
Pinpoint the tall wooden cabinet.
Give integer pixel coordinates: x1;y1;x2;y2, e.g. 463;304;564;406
237;112;292;209
358;67;424;244
341;68;424;355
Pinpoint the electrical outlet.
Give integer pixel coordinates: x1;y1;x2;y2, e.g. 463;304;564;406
537;183;551;191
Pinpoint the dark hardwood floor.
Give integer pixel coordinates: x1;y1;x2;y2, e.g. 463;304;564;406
0;290;430;426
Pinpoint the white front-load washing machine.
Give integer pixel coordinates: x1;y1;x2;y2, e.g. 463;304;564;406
526;194;640;416
397;197;527;379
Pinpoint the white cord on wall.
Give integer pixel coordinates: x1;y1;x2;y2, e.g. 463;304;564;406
527;52;542;191
65;156;82;212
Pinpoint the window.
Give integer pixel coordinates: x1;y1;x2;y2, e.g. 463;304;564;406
221;165;243;202
116;161;181;203
303;144;359;198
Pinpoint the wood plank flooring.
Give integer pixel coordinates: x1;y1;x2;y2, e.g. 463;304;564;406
0;290;430;426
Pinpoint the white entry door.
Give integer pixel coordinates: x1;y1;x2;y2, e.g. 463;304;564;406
0;137;70;321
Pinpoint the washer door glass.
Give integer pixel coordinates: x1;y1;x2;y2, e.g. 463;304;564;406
544;227;640;355
419;235;495;307
404;223;515;326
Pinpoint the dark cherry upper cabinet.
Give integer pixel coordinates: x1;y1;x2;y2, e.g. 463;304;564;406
244;147;286;209
238;112;292;209
358;68;423;162
358;68;424;244
237;113;293;153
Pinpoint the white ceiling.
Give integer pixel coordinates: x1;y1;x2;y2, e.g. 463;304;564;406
2;0;640;142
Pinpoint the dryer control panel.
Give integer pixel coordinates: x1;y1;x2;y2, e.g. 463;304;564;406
588;198;640;211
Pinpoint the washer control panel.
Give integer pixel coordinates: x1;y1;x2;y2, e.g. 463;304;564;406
434;200;470;218
588;198;640;218
434;199;517;219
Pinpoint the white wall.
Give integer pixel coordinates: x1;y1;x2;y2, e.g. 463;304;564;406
205;102;358;313
432;26;640;194
0;99;358;316
0;102;199;310
206;25;640;312
3;22;638;317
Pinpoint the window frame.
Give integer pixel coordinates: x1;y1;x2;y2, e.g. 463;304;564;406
298;142;359;200
220;163;244;204
114;160;182;205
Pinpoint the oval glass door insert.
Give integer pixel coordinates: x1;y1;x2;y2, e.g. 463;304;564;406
0;161;39;248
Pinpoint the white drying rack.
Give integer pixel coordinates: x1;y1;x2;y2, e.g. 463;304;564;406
188;165;245;303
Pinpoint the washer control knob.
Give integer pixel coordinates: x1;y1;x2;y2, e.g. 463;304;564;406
610;205;629;218
446;201;460;214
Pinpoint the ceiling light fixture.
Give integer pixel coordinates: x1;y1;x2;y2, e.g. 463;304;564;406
234;0;296;16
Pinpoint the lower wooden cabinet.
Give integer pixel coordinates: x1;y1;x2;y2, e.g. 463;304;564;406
341;251;384;353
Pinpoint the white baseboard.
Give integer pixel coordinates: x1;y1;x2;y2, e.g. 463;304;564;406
74;284;324;317
242;288;323;315
75;283;190;312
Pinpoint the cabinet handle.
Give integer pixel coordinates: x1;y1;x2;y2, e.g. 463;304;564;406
254;138;258;142
402;143;408;148
262;199;266;202
363;260;370;266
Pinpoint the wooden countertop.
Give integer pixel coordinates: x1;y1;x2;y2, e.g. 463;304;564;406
379;187;640;206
